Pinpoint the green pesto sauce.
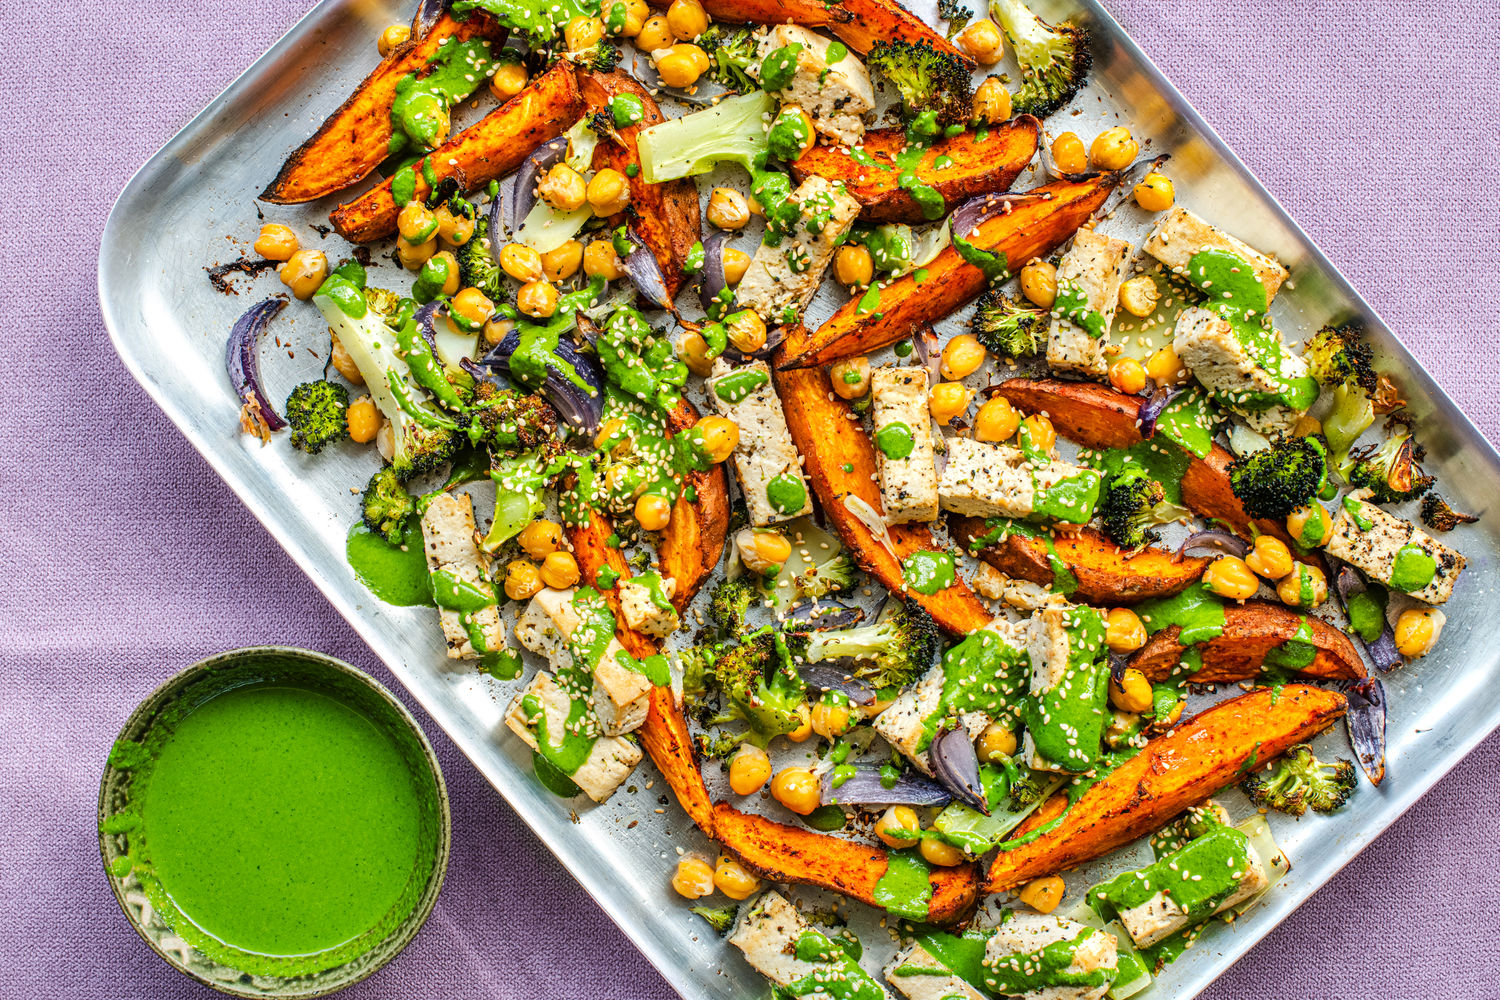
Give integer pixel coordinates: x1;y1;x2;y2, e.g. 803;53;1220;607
1346;587;1386;642
1264;617;1317;672
984;925;1114;996
1154;386;1218;459
785;930;886;1000
1088;826;1254;925
1186;250;1319;413
856;283;882;315
346;521;434;607
875;420;915;460
713;366;770;404
389;39;495;157
873;849;934;920
1032;467;1102;525
953;235;1008;282
920;629;1030;749
610;94;644;127
766;473;807;514
595;565;620;589
825;40;848;63
429;569;518;677
893;111;947;221
116;684;439;974
1085;439;1191;506
902;550;956;595
391;162;419;208
1022;606;1110;772
1137;583;1227;646
317;272;369;319
909;928;994;990
1389;542;1437;593
1052;281;1107;340
1298;504;1330;546
768;107;813;161
759;43;803;91
1343;495;1375;530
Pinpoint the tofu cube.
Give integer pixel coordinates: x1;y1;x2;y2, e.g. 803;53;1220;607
886;942;986;1000
937;437;1100;524
503;672;642;803
983;913;1117;1000
1325;498;1465;605
1046;229;1131;378
735;175;863;325
1172;306;1313;434
756;25;875;146
1022;607;1110;774
728;891;886;996
708;359;813;526
420;492;505;661
1143;206;1288;303
870;366;939;524
618;573;680;639
522;588;652;735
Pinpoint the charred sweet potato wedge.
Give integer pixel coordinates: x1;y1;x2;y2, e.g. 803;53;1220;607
263;12;502;204
577;70;701;305
657;398;730;609
984;685;1347;892
713;804;980;924
773;363;994;637
952;518;1208;605
329;61;584;242
778;172;1120;370
1131;601;1365;684
790;117;1040;224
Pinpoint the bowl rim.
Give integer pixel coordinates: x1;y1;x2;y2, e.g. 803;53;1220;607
97;645;452;999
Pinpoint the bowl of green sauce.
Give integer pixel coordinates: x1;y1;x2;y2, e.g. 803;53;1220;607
98;647;450;997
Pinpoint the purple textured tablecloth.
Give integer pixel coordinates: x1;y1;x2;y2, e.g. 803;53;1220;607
3;2;1497;997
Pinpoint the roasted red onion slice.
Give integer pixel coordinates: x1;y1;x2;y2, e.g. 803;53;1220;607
1331;565;1402;672
622;227;673;310
912;326;942;384
481;326;604;430
508;136;568;232
1174;530;1248;561
784;599;864;631
949;191;1043;242
821;765;953;808
798;664;876;706
226;297;288;442
1343;677;1386;786
929;727;988;814
699;230;730;315
1137;384;1182;438
410;0;457;40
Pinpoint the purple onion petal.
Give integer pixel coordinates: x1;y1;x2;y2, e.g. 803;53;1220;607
226;297;288;441
414;300;444;353
409;0;454;41
508;136;568;233
784;599;864;631
1367;627;1403;673
1137;384;1182;438
930;727;988;815
798;665;876;706
912;327;941;384
950;192;1045;243
699;230;730;315
481;325;603;431
1109;652;1129;686
1343;677;1387;786
822;765;952;808
623;227;673;310
1174;530;1248;562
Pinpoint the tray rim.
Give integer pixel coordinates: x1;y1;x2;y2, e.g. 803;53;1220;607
97;2;1500;998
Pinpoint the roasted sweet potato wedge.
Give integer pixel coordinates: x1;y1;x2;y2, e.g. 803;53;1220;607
649;0;972;65
658;398;730;609
1131;601;1365;684
713;804;979;923
329;61;584;242
984;684;1347;892
778;172;1120;370
790;117;1040;224
577;70;701;305
263;13;502;204
952;518;1208;605
773;363;994;636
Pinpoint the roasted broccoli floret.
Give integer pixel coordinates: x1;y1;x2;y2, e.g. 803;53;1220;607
361;466;416;544
482;443;569;553
991;0;1092;119
1303;323;1377;392
699;630;808;747
866;39;975;128
1006;767;1053;811
970;289;1046;358
696;24;760;92
794;554;857;600
455;218;502;301
1420;493;1478;532
467;381;557;456
1226;435;1330;520
800;606;940;692
691;903;739;935
708;578;757;637
937;0;973;38
285;380;349;454
580;40;621;72
1346;427;1434;504
1240;743;1356;816
1098;467;1188;550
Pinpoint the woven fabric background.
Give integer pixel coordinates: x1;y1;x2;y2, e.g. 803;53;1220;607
2;1;1496;997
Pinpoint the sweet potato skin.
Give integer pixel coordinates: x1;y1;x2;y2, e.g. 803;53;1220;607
952;518;1208;605
778;172;1119;370
1132;601;1366;684
577;70;701;305
657;397;730;609
329;61;584;241
790;117;1041;223
984;685;1348;892
263;13;501;204
773;363;994;637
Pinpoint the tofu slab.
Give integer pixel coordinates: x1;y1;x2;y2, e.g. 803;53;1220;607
503;672;642;803
519;588;653;735
1325;498;1465;605
1115;847;1268;948
1142;206;1288;303
708;359;813;526
1022;607;1110;774
618;573;680;639
983;913;1117;1000
886;942;986;1000
756;25;875;146
729;891;891;997
420;492;504;660
735;175;863;324
1172;306;1309;434
1046;229;1131;378
870;366;939;524
937;437;1100;524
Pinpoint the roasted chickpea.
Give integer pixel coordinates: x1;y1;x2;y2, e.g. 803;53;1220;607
397;235;437;270
1276;563;1327;609
1117;275;1160;318
1286;503;1332;548
706;187;751;230
975;723;1017;763
696;415;739;463
635;493;673;531
490;60;528;99
713;858;760;900
956;18;1004;65
737;527;791;574
378;23;411;57
833;244;874;289
448;287;495;333
973;76;1012;123
1020;413;1056;453
1204;556;1259;601
728;745;772;795
811;698;857;740
723;247;752;286
941;334;987;381
1292;413;1323;438
1145;344;1188;386
1090;126;1139;171
678;331;715;377
425;250;461;296
829;356;871;400
330;336;363;385
346;396;380;443
1105;608;1147;654
483;315;515;348
517;280;559;318
610;0;650;37
1134;172;1176;212
505;560;544;601
875;805;920;849
1051;132;1087;174
725;309;767;354
974;396;1021;443
671;856;715;899
537;551;579;590
1245;536;1294;581
1151;699;1185;732
433;204;466;247
518;519;564;560
786;703;814;743
929;382;973;425
1020;260;1058;308
655;46;704;89
1018;875;1065;914
253;223;299;261
666;0;709;39
397;201;438;244
564;15;604;53
583;239;626;280
541;240;584;283
1104;357;1147;396
920;837;966;867
1109;668;1154;714
500;242;543;283
636;14;675;54
1395;608;1446;658
279;249;327;300
770;766;820;815
538;164;588;212
586;168;631;217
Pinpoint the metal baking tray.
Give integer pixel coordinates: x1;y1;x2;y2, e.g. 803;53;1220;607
99;1;1500;997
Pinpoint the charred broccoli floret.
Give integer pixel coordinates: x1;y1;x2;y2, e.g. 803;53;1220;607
1303;323;1377;391
1347;427;1434;504
1227;435;1330;519
467;381;557;455
456;217;502;301
799;606;940;692
1006;766;1054;811
866;39;975;128
971;289;1046;358
693;629;808;748
580;40;621;72
285;380;349;454
1420;493;1478;532
937;0;973;38
696;24;760;92
1241;743;1356;816
361;466;416;544
691;903;739;935
794;554;857;600
991;0;1092;119
708;578;756;637
1098;467;1188;550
